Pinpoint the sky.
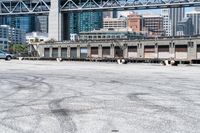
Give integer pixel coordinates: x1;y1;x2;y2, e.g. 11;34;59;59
118;7;194;17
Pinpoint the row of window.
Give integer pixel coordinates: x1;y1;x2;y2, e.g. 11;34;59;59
80;35;128;39
0;40;8;44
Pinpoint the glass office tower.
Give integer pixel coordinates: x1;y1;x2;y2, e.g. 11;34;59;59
66;11;103;40
1;16;35;33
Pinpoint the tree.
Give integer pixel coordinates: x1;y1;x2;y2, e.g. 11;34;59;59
10;44;28;55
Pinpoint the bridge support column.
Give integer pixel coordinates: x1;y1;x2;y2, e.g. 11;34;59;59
58;46;61;58
110;44;115;58
137;42;143;58
77;45;81;58
155;43;158;58
49;0;63;41
123;44;128;58
49;46;53;58
169;42;175;58
87;44;91;58
188;41;196;60
67;46;71;58
98;45;102;58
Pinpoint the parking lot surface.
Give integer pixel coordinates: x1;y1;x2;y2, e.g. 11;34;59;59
0;60;200;133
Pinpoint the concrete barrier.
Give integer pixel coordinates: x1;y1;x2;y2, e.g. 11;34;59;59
56;57;62;62
117;59;127;64
161;59;178;66
18;57;24;61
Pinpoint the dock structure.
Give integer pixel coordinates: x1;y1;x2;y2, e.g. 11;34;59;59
34;37;200;63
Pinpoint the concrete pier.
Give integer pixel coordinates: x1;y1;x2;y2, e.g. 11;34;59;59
36;37;200;61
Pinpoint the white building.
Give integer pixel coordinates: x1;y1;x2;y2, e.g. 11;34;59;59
70;34;79;41
26;32;48;44
0;25;25;50
103;17;127;29
161;9;172;36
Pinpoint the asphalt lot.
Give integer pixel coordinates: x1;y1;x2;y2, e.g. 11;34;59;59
0;60;200;133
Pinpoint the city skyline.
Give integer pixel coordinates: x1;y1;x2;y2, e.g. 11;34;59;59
0;6;199;47
118;7;194;17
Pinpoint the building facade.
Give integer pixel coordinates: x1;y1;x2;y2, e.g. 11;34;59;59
35;16;48;33
142;14;164;37
79;28;144;41
66;11;103;40
103;17;127;29
1;15;48;34
103;10;118;18
169;8;185;36
26;32;48;44
0;25;9;50
127;12;141;33
0;25;26;50
79;12;103;32
187;10;200;35
161;9;172;36
2;16;35;33
176;17;193;36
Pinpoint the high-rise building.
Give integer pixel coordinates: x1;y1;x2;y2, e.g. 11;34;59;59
66;11;103;40
35;16;48;33
0;25;26;50
187;10;200;35
68;13;79;34
169;8;185;36
0;16;3;25
161;9;172;36
176;17;193;36
142;14;164;37
79;12;103;32
1;16;35;33
127;12;141;33
1;16;48;33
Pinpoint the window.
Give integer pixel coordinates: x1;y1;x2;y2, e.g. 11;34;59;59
4;45;8;49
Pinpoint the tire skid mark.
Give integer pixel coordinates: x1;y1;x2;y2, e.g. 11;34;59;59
0;121;27;133
127;91;200;126
0;73;54;133
48;98;77;133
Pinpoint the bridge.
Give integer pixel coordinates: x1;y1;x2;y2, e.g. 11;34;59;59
0;0;200;14
1;0;200;41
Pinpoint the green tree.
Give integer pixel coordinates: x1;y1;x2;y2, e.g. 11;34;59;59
10;44;28;55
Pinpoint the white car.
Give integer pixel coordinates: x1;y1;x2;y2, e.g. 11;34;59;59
0;50;14;60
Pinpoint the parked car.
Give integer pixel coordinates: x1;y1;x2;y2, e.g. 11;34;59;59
0;50;15;60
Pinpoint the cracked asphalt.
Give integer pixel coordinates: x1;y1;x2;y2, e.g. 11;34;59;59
0;60;200;133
